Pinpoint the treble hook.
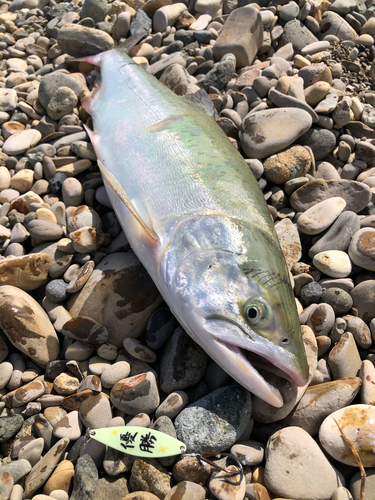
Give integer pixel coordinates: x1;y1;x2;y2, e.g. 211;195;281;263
197;452;244;486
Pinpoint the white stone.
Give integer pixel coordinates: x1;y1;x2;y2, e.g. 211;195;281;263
313;250;352;278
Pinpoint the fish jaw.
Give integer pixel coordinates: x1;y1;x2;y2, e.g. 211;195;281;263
183;314;284;407
204;318;308;389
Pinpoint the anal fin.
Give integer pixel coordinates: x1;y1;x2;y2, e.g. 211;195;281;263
97;160;159;244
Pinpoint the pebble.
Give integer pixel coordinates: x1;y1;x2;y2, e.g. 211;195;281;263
175;385;251;453
297;197;346;235
320;288;353;315
313;250;352;278
264;427;344;499
110;372;160;415
328;332;362;379
319;404;375;466
263;146;311;185
349;228;375;271
241;108;312;159
0;286;59;366
2;129;42;156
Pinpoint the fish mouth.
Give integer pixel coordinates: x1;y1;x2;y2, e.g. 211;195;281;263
203;318;307;408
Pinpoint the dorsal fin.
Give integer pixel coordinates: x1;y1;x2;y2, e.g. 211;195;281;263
97;160;159;244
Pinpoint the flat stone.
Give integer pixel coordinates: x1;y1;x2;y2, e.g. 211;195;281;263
2;129;42;156
0;285;59;366
309;211;360;258
57;24;114;58
264;427;344;499
313;250;351;278
278;19;318;54
67;252;162;347
297;197;346;235
343;315;372;349
62;316;108;344
79;392;113;429
296;126;336;161
43;460;74;496
241;108;312;160
290;179;371;214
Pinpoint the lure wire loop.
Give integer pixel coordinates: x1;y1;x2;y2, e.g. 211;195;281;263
197;452;243;486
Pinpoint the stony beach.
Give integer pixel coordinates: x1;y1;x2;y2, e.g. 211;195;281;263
0;0;375;498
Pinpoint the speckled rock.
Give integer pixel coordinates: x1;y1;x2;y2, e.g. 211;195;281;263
70;454;98;500
0;286;59;366
349;228;375;271
274;218;302;270
263;146;311;184
175;385;251;454
57;24;115;58
67;252;162;347
129;458;171;499
297;197;346;235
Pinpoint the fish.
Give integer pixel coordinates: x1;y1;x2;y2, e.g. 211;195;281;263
81;47;309;408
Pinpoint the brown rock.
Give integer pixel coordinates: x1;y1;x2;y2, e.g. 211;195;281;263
61;389;94;411
263;146;311;184
67;252;162;347
0;285;59;366
172;456;211;485
0;253;52;291
43;459;74;495
129;458;171;499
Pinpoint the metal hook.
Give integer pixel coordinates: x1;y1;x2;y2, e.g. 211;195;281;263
197;452;243;486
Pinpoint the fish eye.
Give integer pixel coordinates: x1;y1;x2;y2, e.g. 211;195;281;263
244;298;271;325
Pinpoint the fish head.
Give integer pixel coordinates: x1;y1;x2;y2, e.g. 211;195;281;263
164;216;309;407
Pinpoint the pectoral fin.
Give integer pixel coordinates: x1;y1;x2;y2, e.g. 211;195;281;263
97;160;159;244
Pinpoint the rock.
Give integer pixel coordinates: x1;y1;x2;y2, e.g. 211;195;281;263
264;427;344;499
198;53;236;92
297;197;346;235
129;458;171;499
24;438;70;498
328;332;362;379
320;288;353;315
0;414;24;443
159;326;207;393
67;252;162;347
320;11;356;41
296;127;337;161
209;464;245;500
79;392;113;429
320;405;375;467
306;303;335;336
0;89;17;112
47;87;78;121
0;459;31;483
290;180;371;214
309;211;360;258
70;455;98;500
92;476;129;500
0;253;52;291
348;228;375;271
57;24;114;58
282;377;362;435
165;481;205;500
241;108;312;160
0;471;13;500
81;0;108;24
343;315;372;349
172;456;210;485
278;19;318;54
350;469;375;500
313;250;351;278
43;460;74;496
212;5;263;68
0;286;59;366
38;73;83;111
110;372;160;415
153;4;187;33
274;218;301;270
351;280;375;322
2;130;42;156
263;146;311;184
175;385;251;453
